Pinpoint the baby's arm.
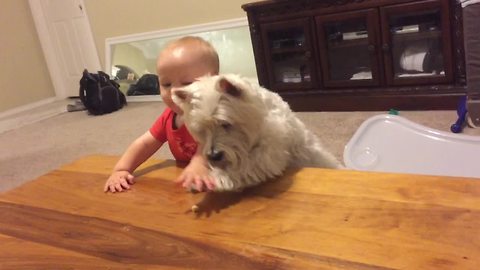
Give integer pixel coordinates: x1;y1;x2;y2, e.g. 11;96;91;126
176;148;215;192
104;131;162;193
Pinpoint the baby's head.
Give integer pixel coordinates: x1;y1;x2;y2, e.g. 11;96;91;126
156;36;219;114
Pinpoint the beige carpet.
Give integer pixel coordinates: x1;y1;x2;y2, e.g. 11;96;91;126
1;101;479;192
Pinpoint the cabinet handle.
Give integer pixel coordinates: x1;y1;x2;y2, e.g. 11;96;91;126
382;44;390;52
368;44;375;52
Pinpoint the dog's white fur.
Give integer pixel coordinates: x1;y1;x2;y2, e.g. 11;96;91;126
173;74;342;191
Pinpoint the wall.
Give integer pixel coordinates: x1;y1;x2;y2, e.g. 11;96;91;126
0;0;260;114
84;0;258;69
0;0;55;113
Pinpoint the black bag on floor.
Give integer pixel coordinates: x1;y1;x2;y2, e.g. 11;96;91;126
79;69;127;115
127;74;159;96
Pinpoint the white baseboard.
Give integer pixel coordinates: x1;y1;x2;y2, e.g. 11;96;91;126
0;96;161;134
0;97;56;119
0;97;67;134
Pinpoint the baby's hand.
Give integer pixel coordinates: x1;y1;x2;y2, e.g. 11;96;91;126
104;171;135;193
176;162;215;192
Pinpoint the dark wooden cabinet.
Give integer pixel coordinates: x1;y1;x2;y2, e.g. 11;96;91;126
260;18;318;91
381;0;455;86
316;9;382;88
242;0;466;111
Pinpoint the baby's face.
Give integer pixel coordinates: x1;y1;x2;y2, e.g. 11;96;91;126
157;47;216;115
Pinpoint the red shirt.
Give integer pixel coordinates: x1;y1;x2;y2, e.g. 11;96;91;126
149;108;197;162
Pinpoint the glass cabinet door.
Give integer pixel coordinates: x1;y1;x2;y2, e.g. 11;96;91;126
261;18;317;90
315;9;382;88
380;0;452;85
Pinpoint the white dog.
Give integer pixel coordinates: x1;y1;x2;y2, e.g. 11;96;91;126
172;74;342;191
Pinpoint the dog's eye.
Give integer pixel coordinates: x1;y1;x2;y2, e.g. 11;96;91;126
220;122;232;131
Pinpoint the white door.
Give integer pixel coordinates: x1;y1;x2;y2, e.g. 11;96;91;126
29;0;101;98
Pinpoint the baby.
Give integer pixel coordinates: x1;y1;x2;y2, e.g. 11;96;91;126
104;36;219;193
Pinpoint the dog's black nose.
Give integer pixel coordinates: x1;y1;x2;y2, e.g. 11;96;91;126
207;149;224;161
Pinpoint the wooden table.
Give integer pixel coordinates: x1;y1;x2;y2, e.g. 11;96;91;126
1;155;479;269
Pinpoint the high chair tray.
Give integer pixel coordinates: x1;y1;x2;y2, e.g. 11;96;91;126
344;114;480;178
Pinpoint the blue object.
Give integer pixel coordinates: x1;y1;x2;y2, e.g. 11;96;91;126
451;95;468;133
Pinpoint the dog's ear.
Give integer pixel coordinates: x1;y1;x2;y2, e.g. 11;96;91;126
217;77;242;98
172;89;192;104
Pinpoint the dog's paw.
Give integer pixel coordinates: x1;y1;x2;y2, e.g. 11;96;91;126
181;177;216;193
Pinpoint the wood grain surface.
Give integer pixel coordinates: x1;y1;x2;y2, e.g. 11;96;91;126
0;155;479;269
